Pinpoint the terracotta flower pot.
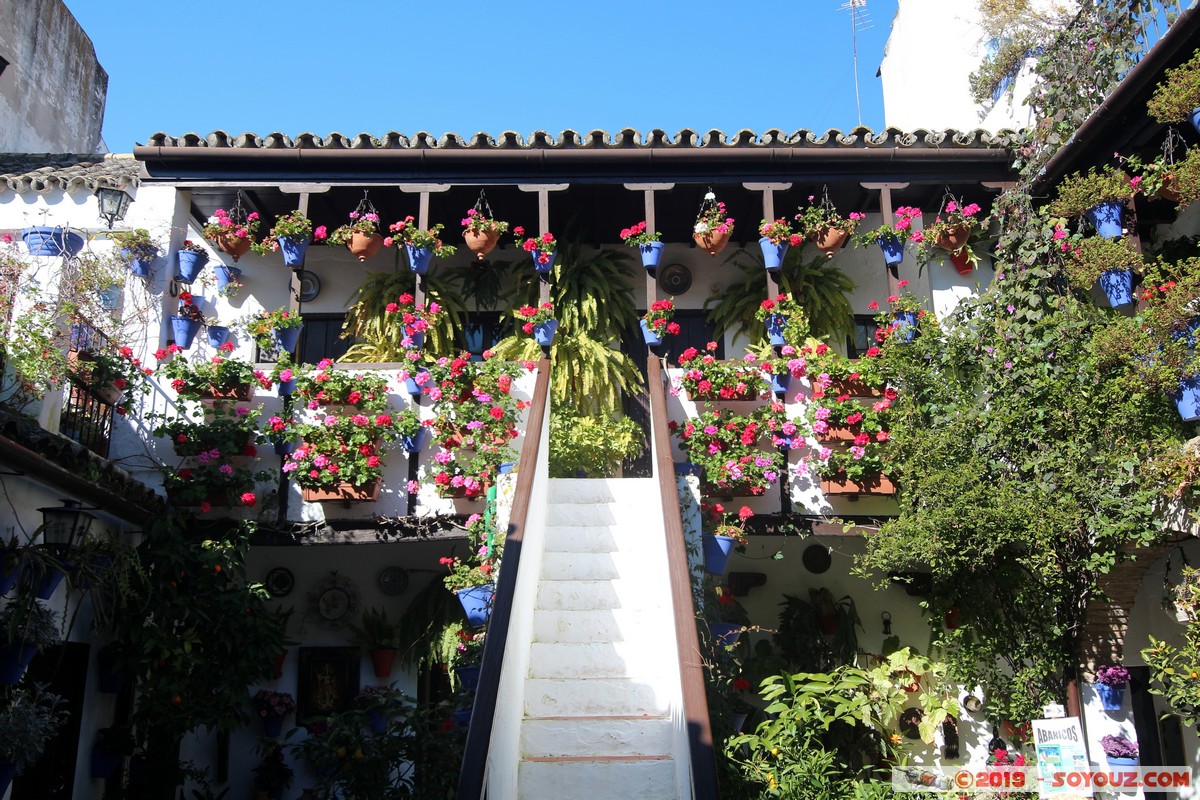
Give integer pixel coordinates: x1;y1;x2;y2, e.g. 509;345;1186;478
302;478;382;503
216;234;251;262
369;648;397;678
1160;174;1184;203
198;383;253;401
348;232;384;262
813;228;848;258
935;223;971;251
821;474;896;496
816;424;860;443
693;229;730;256
463;229;500;260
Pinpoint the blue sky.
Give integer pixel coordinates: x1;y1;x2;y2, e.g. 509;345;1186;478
65;0;899;152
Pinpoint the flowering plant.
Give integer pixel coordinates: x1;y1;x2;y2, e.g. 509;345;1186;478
201;208;260;243
107;228;160;262
161;461;267;510
244;308;303;349
388;217;458;256
386;292;442;347
269;355;307;387
514;227;557;266
514;302;556;334
439;552;495;591
425;352;523;459
174;291;204;322
286;409;411;489
755;343;808;382
1100;734;1138;759
642;299;681;337
70;344;152;414
694;192;735;237
702;501;754;544
912;198;984;266
1095;664;1130;686
754;293;809;347
355;684;397;707
259;411;297;448
675;407;782;494
872;280;925;315
326;210;381;246
794;198;865;239
156;343;260;398
179;239;207;254
251;210;326;256
758;218;802;246
987;747;1027;767
677;342;762;401
853;206;923;247
804;342;888;393
153;405;260;457
461;208;509;236
620;221;661;247
252;690;296;718
451;627;486;668
295;360;391;412
808;431;889;484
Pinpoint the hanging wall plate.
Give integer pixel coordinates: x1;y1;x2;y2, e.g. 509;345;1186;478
658;263;692;295
298;270;321;302
265;567;295;598
378;566;409;596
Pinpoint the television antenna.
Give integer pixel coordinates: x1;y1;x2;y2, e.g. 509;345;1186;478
838;0;873;127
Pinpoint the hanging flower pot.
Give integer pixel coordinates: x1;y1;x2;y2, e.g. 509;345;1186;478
703;534;737;576
892;310;919;343
456;664;482;692
277;235;310;268
405;367;430;396
0;550;22;596
463;229;500;260
349;232;384;262
879;236;904;267
404;329;425;351
935;223;971;251
216;234;251;262
765;313;786;346
759;237;788;270
640;319;663;347
533;251;558;274
274;440;296;456
769;371;791;396
403;426;429;455
175;249;210;283
23;563;67;600
709;622;741;647
214;264;242;291
91;746;120;780
126;249;157;278
171;317;202;349
534;319;559;347
407;244;435;275
277;377;297;397
1107;755;1139;768
274;324;303;353
452;710;472;729
693;229;731;256
456;584;495;628
261;710;286;737
638;242;665;271
369;648;398;678
675;461;702;478
813;228;848;258
21;226;84;257
1096;682;1126;711
206;325;231;349
1098;268;1134;307
949;248;973;275
1085;201;1125;239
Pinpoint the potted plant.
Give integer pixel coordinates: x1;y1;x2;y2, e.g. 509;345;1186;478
269;356;305;398
808;371;894;446
620;220;664;272
251;209;325;267
20;225;84;258
1047;165;1132;237
245;308;304;353
68;344;151;413
701;502;753;576
327;209;384;262
1100;733;1139;767
0;684;66;793
461;207;509;260
1121;148;1200;206
804;341;888;398
794;195;865;258
675;342;763;402
675;407;782;496
170;291;205;349
295;360;392;412
0;600;61;685
388;217;458;275
161;462;268;510
875;281;926;343
640;299;681;346
754;293;809;348
854;206;922;267
201;207;260;262
108;228;159;277
1147;48;1200;132
693;190;735;256
156;343;260;400
912;197;985;274
251;689;296;737
386;292;443;351
347;607;403;678
252;744;294;800
1094;664;1130;711
757;218;802;270
287;410;403;503
514;227;558;273
356;684;400;733
1060;233;1143;308
514;302;558;347
440;554;495;627
174;239;210;283
261;412;298;457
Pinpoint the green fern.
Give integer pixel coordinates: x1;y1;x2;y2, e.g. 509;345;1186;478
340;269;468;362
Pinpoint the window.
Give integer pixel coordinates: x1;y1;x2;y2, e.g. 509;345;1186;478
462;312;512;360
255;314;350;364
845;315;879;358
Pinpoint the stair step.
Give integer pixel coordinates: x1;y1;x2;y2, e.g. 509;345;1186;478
535;579;668;611
517;758;677;800
547;479;620;504
523;677;670;717
542;525;620;553
528;642;673;679
521;716;673;759
532;609;672;644
540;551;666;581
544;504;618;527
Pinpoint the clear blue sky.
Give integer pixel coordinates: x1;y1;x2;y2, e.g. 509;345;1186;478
65;0;899;153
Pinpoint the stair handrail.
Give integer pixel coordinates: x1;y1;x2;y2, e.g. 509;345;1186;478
647;354;721;800
455;356;552;800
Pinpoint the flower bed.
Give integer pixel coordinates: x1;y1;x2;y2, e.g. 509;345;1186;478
674;408;782;495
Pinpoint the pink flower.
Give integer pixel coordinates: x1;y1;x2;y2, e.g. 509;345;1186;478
314;225;327;240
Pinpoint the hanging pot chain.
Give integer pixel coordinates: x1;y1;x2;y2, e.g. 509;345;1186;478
1162;127;1184;166
352;189;379;220
472;189;495;220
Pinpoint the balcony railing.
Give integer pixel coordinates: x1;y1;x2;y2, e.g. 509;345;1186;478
60;381;113;458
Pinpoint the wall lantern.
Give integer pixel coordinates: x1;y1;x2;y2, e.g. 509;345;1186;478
37;499;95;552
95;186;132;229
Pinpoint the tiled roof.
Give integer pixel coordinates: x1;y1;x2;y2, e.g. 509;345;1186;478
0;154;142;195
143;127;1025;151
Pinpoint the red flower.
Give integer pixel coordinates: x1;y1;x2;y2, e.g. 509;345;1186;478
240;492;257;507
733;676;751;692
489;407;504;420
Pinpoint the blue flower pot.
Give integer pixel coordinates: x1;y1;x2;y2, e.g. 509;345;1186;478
403;426;429;455
1172;315;1200;348
456;664;482;692
1107;756;1139;768
1173;375;1200;421
21;226;84;257
499;461;517;474
278;235;310;267
456;584;495;627
759;237;788;270
1096;682;1125;711
215;264;241;290
274;440;297;457
639;241;665;270
0;553;21;596
262;711;285;738
640;319;662;346
879;236;904;267
534;319;559;347
703;534;737;576
277;378;296;397
407;244;435;275
369;709;388;734
175;249;209;283
770;372;792;395
126;249;157;278
404;329;425;351
405;367;430;396
275;324;303;353
892;310;919;343
0;642;38;685
533;250;558;274
1086;201;1125;239
206;325;230;348
675;461;702;478
710;622;741;647
765;313;787;346
1098;268;1134;307
171;317;202;349
452;710;472;729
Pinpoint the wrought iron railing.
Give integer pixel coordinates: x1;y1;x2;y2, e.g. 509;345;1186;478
60;381;113;458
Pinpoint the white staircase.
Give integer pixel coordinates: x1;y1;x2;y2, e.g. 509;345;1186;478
514;478;686;799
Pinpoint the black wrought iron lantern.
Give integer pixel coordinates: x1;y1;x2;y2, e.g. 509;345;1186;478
37;499;95;551
95;186;132;229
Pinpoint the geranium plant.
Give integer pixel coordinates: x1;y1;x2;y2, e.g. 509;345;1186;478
326;209;381;247
439;553;495;591
244;308;303;350
754;293;809;348
461;208;509;236
794;197;865;241
386;292;442;348
161;461;268;509
758;218;802;247
912;197;985;267
286;409;408;490
514;302;556;334
804;343;889;399
252;690;296;719
642;299;681;338
388;217;458;257
152;405;260;457
702;501;754;545
201;208;260;244
677;342;763;401
853;206;923;246
156;343;261;399
180;239;207;255
69;344;152;415
675;407;782;495
295;360;391;412
251;210;326;256
514;227;557;267
693;191;735;241
175;291;204;323
620;221;661;247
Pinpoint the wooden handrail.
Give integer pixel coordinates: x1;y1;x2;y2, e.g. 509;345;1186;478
455;357;551;800
647;355;721;800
